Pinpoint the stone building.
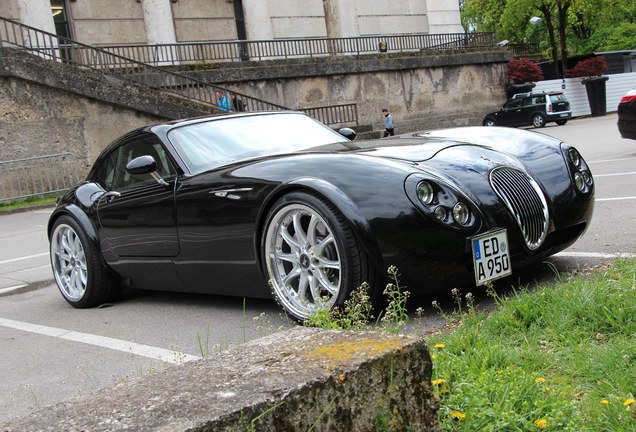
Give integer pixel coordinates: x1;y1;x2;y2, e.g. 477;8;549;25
5;0;463;46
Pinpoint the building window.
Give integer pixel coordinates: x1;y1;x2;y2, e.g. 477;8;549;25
50;0;71;40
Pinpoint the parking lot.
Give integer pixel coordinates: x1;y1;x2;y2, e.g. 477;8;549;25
1;113;635;422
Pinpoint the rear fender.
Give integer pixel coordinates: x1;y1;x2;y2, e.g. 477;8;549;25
48;204;104;270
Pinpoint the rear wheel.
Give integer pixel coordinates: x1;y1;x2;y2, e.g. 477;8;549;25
532;113;546;128
50;215;120;308
555;119;568;126
262;192;372;321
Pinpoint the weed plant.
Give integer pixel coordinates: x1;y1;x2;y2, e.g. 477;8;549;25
305;259;636;431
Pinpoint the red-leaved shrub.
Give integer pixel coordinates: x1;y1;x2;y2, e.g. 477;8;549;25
565;56;608;78
506;58;544;84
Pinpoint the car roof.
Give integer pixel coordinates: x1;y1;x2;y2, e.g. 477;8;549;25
512;90;565;99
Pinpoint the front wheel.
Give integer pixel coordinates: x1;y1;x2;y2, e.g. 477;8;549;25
483;118;496;127
50;215;120;308
262;192;370;321
532;113;546;128
555;119;568;126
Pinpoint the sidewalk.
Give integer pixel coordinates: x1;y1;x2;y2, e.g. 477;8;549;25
0;208;54;296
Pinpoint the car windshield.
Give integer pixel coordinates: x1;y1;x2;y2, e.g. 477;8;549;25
168;113;349;174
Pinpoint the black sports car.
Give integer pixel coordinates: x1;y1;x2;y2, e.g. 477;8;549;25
48;112;594;321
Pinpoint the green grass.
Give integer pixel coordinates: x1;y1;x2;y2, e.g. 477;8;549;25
0;194;58;212
429;258;636;431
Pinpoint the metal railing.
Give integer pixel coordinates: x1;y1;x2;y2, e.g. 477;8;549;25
95;32;497;67
0;16;357;126
509;43;542;60
0;153;83;202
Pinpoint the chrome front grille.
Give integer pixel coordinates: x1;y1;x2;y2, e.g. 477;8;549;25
490;167;549;250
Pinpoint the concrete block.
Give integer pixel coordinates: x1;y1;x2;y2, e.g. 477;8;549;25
1;327;439;431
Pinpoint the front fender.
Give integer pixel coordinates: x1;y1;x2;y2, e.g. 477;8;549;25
254;177;384;277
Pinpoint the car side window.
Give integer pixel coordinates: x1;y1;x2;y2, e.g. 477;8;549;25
94;150;118;191
111;136;176;191
504;98;523;109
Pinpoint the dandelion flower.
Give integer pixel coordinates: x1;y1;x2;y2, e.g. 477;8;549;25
535;418;548;429
450;410;466;420
432;379;447;386
338;373;346;382
435;343;445;349
535;377;546;383
431;354;436;359
601;399;609;405
624;398;634;407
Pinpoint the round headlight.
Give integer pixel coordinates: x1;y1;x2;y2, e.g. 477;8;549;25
574;172;585;191
568;148;581;167
434;206;447;221
416;181;434;205
452;202;470;225
582;170;593;185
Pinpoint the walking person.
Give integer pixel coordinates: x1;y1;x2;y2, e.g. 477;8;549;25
382;108;394;137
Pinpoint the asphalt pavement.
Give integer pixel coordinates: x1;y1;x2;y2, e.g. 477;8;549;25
0;113;634;422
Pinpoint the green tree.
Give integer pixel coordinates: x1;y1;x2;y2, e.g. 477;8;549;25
462;0;636;78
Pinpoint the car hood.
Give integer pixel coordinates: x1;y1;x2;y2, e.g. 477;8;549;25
334;126;563;162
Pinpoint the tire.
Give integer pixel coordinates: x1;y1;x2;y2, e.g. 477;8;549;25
50;215;121;308
555;119;568;126
483;118;496;127
262;192;372;321
532;113;546;128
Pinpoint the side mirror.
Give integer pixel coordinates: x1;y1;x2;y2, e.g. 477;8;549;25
126;155;156;175
126;155;168;186
338;127;357;141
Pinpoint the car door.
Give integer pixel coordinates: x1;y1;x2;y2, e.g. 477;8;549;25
516;95;540;125
496;97;525;125
96;133;179;258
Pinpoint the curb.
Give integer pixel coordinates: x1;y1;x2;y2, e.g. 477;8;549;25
0;204;55;216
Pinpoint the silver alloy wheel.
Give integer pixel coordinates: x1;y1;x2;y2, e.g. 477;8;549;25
484;119;496;126
50;223;88;302
265;203;342;320
532;114;546;128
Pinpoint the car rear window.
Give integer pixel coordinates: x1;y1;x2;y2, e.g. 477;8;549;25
550;94;567;103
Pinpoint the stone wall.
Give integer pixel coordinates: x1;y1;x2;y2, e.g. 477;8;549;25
0;47;510;174
1;328;440;432
188;49;510;136
0;48;210;173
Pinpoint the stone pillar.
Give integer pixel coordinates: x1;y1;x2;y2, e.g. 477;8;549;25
16;0;56;34
241;0;274;40
322;0;359;38
140;0;177;65
141;0;177;45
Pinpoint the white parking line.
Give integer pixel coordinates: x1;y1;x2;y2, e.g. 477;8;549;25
593;172;636;177
596;196;636;202
589;157;636;164
0;252;48;265
0;285;27;295
0;317;201;364
556;251;636;259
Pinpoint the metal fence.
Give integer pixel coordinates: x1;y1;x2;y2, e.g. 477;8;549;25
95;32;497;67
0;153;83;202
0;16;357;126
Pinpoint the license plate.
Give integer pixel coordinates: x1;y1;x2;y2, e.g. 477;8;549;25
560;113;569;117
471;229;512;286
